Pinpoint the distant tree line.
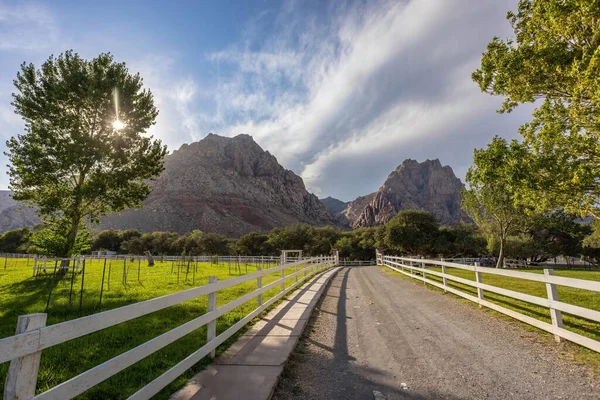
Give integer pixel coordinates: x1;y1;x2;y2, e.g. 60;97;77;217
3;208;598;265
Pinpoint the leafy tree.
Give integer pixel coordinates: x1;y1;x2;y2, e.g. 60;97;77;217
334;227;377;260
462;137;531;267
236;232;273;255
29;219;91;256
91;230;123;252
0;228;31;253
529;211;590;260
6;51;167;257
196;232;230;255
384;210;441;256
308;226;341;256
473;0;600;217
439;224;487;258
267;224;314;253
120;229;142;243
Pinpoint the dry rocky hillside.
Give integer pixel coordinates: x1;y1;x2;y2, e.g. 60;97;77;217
322;159;468;227
2;141;467;236
100;134;333;236
0;191;39;232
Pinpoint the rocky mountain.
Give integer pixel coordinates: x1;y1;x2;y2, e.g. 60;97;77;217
335;159;467;228
320;196;347;215
0;191;39;232
99;133;334;236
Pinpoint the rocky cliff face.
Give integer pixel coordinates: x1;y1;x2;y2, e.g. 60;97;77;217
0;191;39;232
100;134;334;236
341;159;467;228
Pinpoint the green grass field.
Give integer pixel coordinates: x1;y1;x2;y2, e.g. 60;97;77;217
381;264;600;372
0;256;316;399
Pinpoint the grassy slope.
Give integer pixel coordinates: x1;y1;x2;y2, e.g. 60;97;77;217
381;264;600;374
0;257;314;399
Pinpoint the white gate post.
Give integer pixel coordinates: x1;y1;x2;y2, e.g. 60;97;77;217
474;262;484;308
207;276;217;357
421;256;426;285
257;266;263;306
440;258;448;292
4;313;47;400
544;269;564;342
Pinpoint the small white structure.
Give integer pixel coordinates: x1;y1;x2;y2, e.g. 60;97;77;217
91;250;117;258
280;250;303;264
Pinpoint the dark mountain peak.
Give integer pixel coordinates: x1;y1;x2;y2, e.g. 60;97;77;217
320;196;349;216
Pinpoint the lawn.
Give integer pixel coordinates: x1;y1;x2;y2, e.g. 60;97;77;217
381;263;600;372
0;256;316;399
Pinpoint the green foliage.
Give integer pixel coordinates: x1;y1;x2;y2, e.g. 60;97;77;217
334;227;376;260
310;226;342;255
439;224;488;258
383;210;441;256
0;228;31;253
529;211;591;259
91;229;123;252
6;50;167;257
462;136;532;267
267;224;315;253
473;0;600;217
236;232;274;255
29;218;91;256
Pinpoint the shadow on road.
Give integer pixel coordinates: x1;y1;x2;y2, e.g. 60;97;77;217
272;267;463;400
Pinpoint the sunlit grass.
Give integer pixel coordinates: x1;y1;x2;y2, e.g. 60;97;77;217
0;257;314;399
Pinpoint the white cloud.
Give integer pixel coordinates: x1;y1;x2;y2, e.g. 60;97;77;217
128;55;202;149
202;0;528;199
0;0;531;201
0;2;59;51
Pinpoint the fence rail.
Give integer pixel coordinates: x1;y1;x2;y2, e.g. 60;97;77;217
377;253;600;354
338;260;375;267
1;254;337;399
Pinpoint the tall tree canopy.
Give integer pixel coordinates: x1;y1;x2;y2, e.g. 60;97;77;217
462;137;531;268
472;0;600;217
6;51;166;257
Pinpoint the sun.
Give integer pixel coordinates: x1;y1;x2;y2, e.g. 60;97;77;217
112;119;126;130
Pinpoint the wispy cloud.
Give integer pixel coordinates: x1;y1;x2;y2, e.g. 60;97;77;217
197;0;531;200
0;2;59;51
0;0;531;200
128;55;202;149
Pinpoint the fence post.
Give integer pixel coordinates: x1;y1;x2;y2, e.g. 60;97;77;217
474;262;484;308
281;268;285;292
441;258;448;292
421;256;426;285
257;266;263;306
4;313;47;400
207;276;218;357
544;269;564;342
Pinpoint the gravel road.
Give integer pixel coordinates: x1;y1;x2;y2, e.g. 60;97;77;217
272;266;600;400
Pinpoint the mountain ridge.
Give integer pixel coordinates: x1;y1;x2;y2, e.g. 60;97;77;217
324;159;467;227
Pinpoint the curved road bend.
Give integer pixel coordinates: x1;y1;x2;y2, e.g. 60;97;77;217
272;266;599;400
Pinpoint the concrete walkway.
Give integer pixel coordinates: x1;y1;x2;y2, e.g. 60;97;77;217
171;267;341;400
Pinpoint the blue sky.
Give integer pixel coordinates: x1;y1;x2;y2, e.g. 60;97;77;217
0;0;532;201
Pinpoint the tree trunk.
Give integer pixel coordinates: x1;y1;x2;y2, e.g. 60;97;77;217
496;237;505;269
64;213;82;258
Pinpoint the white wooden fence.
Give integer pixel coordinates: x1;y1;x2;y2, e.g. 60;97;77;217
1;255;337;399
338;260;375;267
377;253;600;354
